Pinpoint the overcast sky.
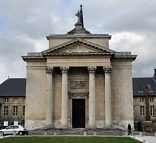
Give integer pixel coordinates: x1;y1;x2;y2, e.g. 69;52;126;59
0;0;156;83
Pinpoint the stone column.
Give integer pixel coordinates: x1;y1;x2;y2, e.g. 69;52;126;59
46;66;54;126
104;67;112;126
88;66;96;128
61;67;69;127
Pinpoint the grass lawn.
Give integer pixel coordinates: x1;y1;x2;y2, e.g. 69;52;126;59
0;137;141;143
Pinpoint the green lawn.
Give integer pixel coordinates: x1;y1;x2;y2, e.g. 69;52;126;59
0;137;141;143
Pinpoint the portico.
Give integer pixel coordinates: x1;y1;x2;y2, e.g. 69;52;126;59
45;65;112;128
22;5;136;130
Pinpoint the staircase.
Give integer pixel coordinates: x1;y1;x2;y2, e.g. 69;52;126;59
29;128;125;136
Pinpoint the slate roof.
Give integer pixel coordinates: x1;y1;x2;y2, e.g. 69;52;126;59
133;78;156;96
0;77;156;97
0;78;26;97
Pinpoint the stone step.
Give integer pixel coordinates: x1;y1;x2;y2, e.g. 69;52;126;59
29;128;124;136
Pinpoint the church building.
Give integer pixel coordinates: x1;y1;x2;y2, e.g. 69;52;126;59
22;5;137;130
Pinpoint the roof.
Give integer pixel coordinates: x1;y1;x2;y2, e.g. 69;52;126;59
1;77;156;97
23;38;136;62
46;34;111;40
133;78;156;96
42;38;115;54
0;78;26;97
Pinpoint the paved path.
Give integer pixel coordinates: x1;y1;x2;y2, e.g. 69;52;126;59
132;135;156;143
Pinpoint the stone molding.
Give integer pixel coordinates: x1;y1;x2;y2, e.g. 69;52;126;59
61;67;69;73
88;66;96;73
69;92;89;99
103;67;112;73
42;38;115;55
46;34;111;40
46;66;53;74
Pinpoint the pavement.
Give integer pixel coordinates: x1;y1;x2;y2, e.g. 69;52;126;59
132;135;156;143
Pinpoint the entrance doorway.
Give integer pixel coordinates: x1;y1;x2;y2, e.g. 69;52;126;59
72;99;85;128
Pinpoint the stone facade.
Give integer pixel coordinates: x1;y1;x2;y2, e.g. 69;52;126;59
22;6;137;130
0;96;25;128
0;78;26;128
133;72;156;131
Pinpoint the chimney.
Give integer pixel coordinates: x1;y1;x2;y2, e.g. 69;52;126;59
153;69;156;80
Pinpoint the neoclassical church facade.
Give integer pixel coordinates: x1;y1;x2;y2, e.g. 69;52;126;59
22;5;137;130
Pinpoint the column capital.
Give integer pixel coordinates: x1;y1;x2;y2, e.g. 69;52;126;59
61;66;69;73
46;66;53;74
103;66;112;73
88;66;96;73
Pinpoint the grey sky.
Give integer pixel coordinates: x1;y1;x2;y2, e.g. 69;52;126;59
0;0;156;83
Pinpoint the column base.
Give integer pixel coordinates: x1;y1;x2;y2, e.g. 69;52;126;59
88;123;96;128
105;122;112;127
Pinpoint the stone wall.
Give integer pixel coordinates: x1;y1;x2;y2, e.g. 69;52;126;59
111;60;134;129
25;62;48;130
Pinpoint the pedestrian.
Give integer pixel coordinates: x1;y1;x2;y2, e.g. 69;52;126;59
128;124;131;135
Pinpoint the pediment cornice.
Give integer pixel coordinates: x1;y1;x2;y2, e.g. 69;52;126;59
42;39;115;55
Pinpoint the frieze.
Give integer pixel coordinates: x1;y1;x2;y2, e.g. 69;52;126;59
70;81;87;90
69;92;89;99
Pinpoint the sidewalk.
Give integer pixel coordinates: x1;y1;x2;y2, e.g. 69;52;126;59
132;135;156;143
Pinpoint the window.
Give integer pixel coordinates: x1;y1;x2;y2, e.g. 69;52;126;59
3;97;8;103
13;126;19;129
4;106;8;116
13;106;18;116
140;106;145;115
150;106;155;116
149;97;154;102
6;126;13;129
140;97;144;102
23;106;25;116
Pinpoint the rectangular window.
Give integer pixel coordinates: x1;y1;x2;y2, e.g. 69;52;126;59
3;97;8;103
150;106;155;116
140;97;144;102
4;106;8;116
149;97;154;102
23;106;25;116
140;106;145;115
13;106;18;116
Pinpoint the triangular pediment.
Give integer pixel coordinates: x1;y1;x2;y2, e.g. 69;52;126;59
42;39;115;55
58;44;99;53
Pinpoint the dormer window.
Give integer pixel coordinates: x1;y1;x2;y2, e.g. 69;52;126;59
150;97;154;102
3;97;8;103
140;97;144;102
138;91;143;93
